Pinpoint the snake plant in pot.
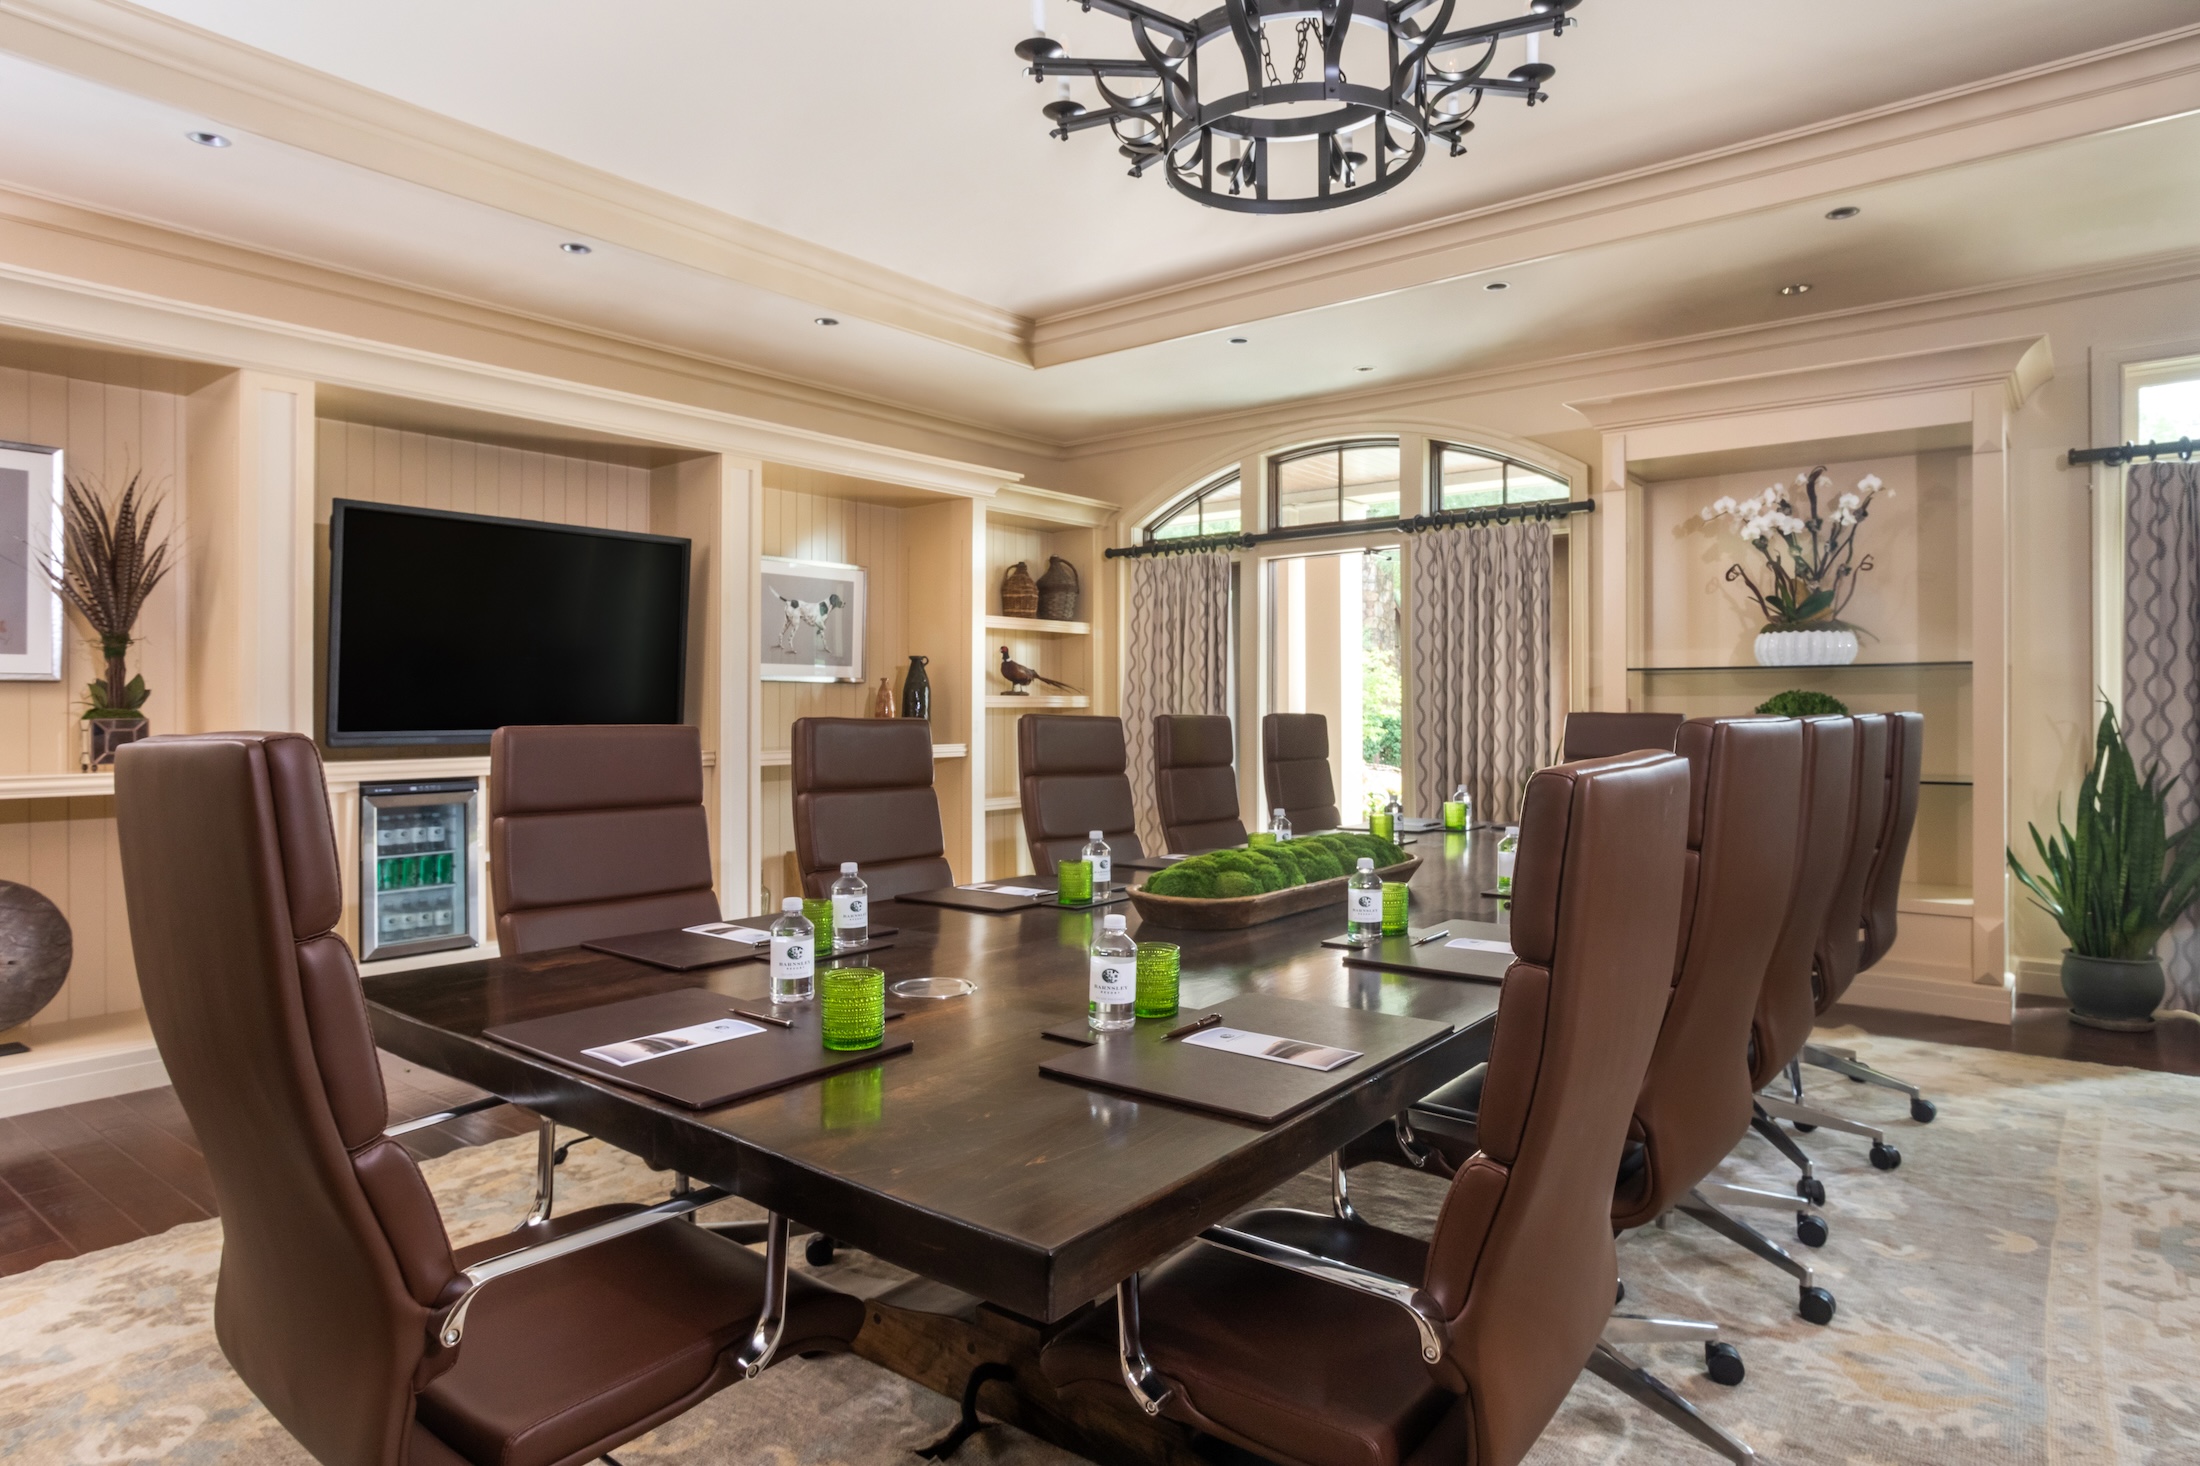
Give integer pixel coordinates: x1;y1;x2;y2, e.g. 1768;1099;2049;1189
2007;708;2200;1030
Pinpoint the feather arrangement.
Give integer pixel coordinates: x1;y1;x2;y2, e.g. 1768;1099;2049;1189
47;472;173;720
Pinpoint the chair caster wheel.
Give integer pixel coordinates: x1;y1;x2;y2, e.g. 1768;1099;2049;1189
1615;1279;1626;1305
1870;1141;1902;1171
1911;1098;1938;1124
1705;1341;1745;1386
1792;1121;1818;1133
1796;1212;1830;1248
1796;1176;1827;1206
1800;1287;1837;1326
805;1234;838;1266
1848;1073;1867;1083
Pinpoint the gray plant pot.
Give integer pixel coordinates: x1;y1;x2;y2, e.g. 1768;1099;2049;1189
2060;950;2164;1032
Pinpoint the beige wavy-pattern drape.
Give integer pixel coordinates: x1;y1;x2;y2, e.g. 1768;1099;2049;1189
1124;552;1232;852
1408;520;1551;824
2123;460;2200;1013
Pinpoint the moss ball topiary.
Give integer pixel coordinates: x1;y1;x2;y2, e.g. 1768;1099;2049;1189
1214;871;1261;898
1755;688;1850;717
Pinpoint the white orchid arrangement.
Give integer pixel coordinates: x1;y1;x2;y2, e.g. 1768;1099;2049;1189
1700;466;1887;630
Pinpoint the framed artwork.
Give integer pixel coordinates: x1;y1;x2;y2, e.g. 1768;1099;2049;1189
0;441;63;682
761;556;866;682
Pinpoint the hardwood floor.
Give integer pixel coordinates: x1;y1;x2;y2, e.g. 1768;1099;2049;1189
3;998;2192;1282
0;1054;536;1280
1826;994;2200;1078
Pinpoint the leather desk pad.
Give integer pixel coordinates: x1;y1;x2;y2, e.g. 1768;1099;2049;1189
894;885;1056;913
582;922;899;971
1037;993;1452;1126
485;986;912;1110
1334;919;1513;983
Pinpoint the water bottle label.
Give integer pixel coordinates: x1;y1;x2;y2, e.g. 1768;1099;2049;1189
1091;855;1111;886
771;935;813;984
1349;888;1381;921
1090;954;1133;1004
833;893;866;927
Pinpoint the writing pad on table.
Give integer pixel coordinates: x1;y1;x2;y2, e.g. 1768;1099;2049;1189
1337;920;1514;983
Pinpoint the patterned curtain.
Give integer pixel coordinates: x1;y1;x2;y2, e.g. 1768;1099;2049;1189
1407;520;1551;823
2124;459;2200;1013
1124;552;1232;852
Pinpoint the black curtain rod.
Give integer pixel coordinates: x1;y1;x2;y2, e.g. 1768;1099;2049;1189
1105;497;1595;559
2068;438;2197;467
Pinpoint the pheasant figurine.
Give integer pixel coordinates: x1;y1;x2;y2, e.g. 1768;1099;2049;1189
998;646;1082;697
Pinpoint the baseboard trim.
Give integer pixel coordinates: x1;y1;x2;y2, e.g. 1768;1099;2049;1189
1843;969;2016;1024
0;1028;168;1119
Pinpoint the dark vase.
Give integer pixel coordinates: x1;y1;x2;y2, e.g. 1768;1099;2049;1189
900;655;932;721
88;716;149;771
1036;556;1081;621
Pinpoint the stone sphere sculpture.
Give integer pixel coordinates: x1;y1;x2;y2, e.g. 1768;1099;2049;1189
0;881;72;1032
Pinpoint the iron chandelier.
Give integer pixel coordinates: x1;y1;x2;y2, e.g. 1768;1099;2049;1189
1015;1;1583;215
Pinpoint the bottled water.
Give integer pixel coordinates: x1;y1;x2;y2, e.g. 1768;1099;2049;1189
769;897;815;1003
1081;830;1113;890
1454;784;1473;828
1089;914;1137;1031
831;861;869;950
1347;857;1383;945
1269;806;1292;842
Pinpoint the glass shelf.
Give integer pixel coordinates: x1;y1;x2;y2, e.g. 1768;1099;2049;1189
1629;660;1972;673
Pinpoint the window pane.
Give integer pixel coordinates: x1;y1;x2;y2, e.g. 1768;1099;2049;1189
2137;379;2200;443
1201;477;1242;535
1150;510;1200;541
1505;467;1570;503
1276;450;1341;527
1438;449;1505;510
1339;443;1400;521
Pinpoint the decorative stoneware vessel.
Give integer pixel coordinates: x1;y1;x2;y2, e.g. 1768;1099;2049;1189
1753;628;1859;667
2060;951;2164;1032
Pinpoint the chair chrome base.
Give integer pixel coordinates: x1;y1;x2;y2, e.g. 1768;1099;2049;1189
1674;1187;1837;1324
1805;1042;1938;1123
1586;1341;1759;1462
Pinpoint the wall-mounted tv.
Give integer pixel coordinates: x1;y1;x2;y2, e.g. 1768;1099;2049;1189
327;500;690;746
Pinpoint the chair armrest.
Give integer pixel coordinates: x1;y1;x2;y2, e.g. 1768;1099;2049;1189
385;1096;505;1139
1197;1225;1447;1363
434;1185;733;1347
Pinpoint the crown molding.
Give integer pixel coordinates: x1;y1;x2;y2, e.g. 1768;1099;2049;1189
0;0;1032;364
1031;24;2200;366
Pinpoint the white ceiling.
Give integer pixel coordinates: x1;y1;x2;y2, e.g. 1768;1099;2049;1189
121;0;2200;317
0;2;2194;445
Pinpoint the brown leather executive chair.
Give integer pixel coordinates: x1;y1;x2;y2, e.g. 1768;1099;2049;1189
791;717;953;899
1042;750;1707;1466
114;733;862;1466
1018;714;1146;874
489;724;719;958
1262;712;1342;831
1794;709;1938;1137
1153;714;1247;853
1372;718;1837;1329
1559;711;1685;762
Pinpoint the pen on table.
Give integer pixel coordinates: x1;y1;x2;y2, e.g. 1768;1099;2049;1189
1163;1013;1223;1041
1411;929;1451;946
733;1008;794;1028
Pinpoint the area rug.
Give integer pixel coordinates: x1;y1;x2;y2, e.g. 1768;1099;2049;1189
3;1030;2197;1466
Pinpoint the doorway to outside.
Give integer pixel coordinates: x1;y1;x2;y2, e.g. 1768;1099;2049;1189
1267;547;1403;823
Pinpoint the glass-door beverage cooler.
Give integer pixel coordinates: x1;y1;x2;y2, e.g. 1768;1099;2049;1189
360;779;478;961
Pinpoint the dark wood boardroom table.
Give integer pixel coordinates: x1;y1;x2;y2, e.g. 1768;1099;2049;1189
364;828;1510;1458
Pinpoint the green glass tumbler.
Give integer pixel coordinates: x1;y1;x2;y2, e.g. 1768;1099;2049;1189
1370;809;1395;842
1058;859;1093;905
1442;800;1467;832
1248;830;1277;847
1381;882;1410;936
819;967;885;1050
802;896;835;952
1135;943;1181;1019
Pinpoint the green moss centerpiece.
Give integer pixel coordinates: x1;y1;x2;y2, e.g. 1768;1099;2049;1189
1130;832;1418;930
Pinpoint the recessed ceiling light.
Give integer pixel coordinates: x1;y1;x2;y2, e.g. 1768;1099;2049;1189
558;241;592;255
1779;283;1813;296
1229;336;1248;344
1825;205;1861;221
1484;281;1510;292
1356;365;1375;373
185;130;230;148
815;316;840;327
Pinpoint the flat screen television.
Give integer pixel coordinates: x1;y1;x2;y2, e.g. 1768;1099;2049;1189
327;500;690;746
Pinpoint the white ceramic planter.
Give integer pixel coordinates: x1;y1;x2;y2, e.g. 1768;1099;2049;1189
1753;628;1859;667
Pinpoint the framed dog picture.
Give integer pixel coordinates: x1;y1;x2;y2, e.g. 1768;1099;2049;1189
760;556;865;682
0;441;63;682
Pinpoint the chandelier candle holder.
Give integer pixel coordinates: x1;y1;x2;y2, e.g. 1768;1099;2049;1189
1015;0;1583;215
1700;466;1888;668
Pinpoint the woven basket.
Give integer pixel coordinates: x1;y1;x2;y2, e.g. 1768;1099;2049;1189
1001;561;1038;618
1036;555;1081;621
